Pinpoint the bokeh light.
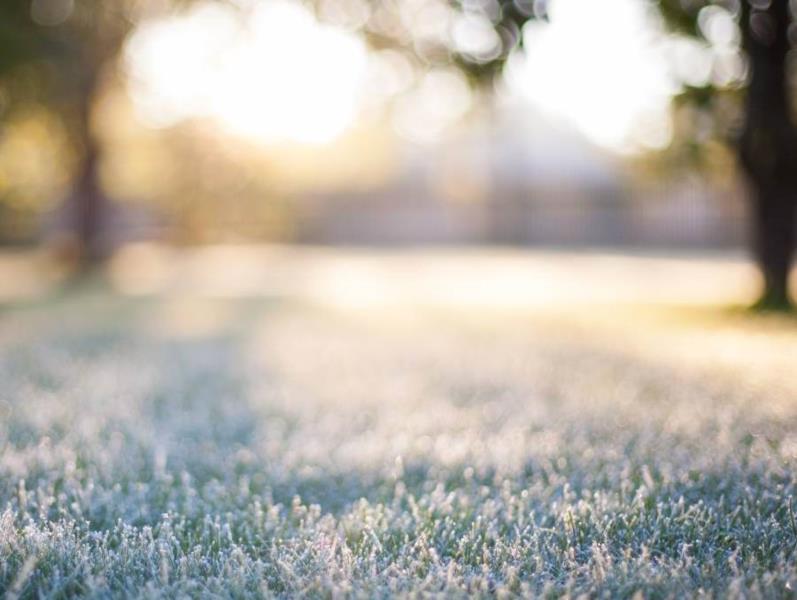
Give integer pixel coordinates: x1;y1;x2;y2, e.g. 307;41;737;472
126;1;367;144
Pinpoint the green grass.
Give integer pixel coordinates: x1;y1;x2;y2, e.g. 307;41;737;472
1;252;797;598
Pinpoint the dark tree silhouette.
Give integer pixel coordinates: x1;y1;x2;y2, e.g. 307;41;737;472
345;0;796;309
0;3;131;265
657;0;796;309
738;0;796;309
509;0;796;309
0;1;200;268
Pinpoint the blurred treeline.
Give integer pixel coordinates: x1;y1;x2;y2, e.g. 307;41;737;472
0;1;297;255
1;0;795;305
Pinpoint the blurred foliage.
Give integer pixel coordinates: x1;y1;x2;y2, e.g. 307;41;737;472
311;0;548;86
0;1;139;244
0;0;224;245
0;108;72;242
0;1;141;126
337;0;749;176
0;0;778;245
653;0;747;176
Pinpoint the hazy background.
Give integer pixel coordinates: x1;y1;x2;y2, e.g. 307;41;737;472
0;0;752;264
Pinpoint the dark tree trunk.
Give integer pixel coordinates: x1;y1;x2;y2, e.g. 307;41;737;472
70;132;105;265
67;73;107;268
739;0;797;310
750;184;795;308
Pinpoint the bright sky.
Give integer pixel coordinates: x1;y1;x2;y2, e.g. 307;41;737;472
126;1;367;144
504;0;677;151
125;0;678;152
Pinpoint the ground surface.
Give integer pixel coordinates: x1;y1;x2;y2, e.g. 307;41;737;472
1;247;797;598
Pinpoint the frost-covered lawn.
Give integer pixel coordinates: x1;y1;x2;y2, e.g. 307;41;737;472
1;248;797;597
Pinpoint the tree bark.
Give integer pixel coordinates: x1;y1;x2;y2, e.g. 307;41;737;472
749;184;796;308
70;133;105;266
739;0;797;310
66;70;107;269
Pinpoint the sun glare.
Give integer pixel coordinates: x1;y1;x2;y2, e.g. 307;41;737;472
125;1;367;145
505;0;677;152
125;0;680;152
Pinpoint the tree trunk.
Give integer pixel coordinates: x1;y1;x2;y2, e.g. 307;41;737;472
70;133;105;266
750;185;796;308
739;0;797;310
67;73;107;269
